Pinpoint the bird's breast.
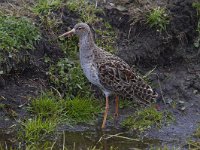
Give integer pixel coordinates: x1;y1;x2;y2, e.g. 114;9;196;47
81;62;102;88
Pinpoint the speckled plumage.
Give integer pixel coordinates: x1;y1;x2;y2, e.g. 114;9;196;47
93;47;158;104
60;23;158;128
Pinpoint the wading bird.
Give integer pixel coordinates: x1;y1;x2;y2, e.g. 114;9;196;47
59;23;158;128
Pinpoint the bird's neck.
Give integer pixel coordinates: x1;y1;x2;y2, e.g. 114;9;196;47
79;32;96;63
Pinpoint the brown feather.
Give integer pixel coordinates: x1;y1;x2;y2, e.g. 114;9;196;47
94;48;158;104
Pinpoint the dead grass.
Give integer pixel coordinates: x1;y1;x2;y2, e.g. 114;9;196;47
0;0;35;18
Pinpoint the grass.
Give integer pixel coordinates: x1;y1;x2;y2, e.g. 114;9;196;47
66;0;116;53
66;0;103;24
62;97;101;124
28;92;60;118
194;124;200;138
0;15;40;52
19;117;57;143
0;15;40;74
31;0;116;98
32;0;63;15
147;7;169;32
29;92;101;123
19;92;101;144
193;2;200;48
187;140;200;150
47;58;91;98
122;107;173;131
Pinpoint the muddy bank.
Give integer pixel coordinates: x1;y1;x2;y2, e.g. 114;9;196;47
104;0;200;144
0;0;200;149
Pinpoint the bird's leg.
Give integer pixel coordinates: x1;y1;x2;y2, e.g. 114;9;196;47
114;96;119;118
101;96;109;128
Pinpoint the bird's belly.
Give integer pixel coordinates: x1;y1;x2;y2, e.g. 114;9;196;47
81;63;102;87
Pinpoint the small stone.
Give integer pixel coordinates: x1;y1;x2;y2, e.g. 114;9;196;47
116;5;128;12
178;100;185;104
109;3;115;7
180;106;186;111
165;98;173;104
193;90;198;94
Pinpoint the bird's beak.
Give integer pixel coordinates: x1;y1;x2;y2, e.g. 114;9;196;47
59;28;75;38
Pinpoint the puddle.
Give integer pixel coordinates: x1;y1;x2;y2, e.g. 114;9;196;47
54;128;161;149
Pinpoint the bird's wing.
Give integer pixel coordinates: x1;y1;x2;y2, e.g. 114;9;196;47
96;58;158;104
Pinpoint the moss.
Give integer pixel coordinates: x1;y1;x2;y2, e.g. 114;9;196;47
122;107;173;132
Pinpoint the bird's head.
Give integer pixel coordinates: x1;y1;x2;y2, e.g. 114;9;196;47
59;23;91;38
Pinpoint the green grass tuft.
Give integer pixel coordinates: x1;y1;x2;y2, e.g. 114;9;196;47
28;92;60;118
19;117;57;143
28;92;100;123
187;140;200;150
122;107;172;131
20;92;101;144
62;97;101;123
193;2;200;48
194;124;200;138
66;0;102;24
32;0;64;15
147;7;169;32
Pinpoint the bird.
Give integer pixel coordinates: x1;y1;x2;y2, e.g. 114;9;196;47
59;23;158;128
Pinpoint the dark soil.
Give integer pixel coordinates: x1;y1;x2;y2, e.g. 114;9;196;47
0;0;200;148
104;0;200;145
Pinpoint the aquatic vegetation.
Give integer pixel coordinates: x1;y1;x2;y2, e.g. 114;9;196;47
122;107;173;131
147;7;169;32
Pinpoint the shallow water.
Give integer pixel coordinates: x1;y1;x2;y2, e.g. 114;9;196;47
57;128;161;150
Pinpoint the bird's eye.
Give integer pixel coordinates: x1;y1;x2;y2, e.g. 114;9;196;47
78;27;82;30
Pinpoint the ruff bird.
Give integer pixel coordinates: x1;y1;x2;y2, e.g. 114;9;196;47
59;23;158;128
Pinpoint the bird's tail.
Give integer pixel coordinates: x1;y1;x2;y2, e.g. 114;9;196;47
132;77;158;105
